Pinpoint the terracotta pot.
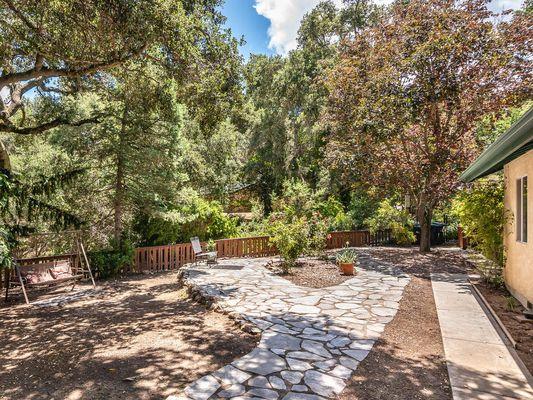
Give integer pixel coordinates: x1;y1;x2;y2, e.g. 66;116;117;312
339;262;354;275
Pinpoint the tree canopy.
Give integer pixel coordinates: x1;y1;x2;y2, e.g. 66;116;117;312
1;0;531;265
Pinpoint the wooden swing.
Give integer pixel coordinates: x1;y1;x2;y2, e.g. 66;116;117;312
4;231;96;305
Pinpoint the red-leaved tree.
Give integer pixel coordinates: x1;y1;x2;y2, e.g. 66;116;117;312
325;0;531;251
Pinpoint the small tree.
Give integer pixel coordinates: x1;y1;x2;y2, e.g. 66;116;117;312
269;218;309;273
452;177;507;265
326;0;531;251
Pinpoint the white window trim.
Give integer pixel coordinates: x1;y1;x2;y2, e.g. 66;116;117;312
517;175;528;244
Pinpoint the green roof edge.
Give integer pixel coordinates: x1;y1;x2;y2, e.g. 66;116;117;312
460;107;533;182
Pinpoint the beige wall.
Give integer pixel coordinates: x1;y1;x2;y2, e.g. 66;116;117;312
503;149;533;308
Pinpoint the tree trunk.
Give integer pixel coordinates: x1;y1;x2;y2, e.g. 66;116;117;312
113;112;127;247
418;204;433;252
113;154;124;246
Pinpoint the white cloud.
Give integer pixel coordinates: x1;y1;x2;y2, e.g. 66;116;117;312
254;0;524;55
254;0;344;54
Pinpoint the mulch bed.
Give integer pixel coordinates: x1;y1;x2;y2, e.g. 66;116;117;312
475;282;533;376
0;273;258;400
341;276;452;399
266;257;353;288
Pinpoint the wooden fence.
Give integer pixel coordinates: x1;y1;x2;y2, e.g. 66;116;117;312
133;230;391;274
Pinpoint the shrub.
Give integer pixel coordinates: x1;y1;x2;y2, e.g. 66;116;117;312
268;218;309;273
452;176;506;265
89;239;135;279
365;199;415;245
307;213;329;257
0;226;13;270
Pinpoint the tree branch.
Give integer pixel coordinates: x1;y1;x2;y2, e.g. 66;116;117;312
0;44;149;88
0;116;101;135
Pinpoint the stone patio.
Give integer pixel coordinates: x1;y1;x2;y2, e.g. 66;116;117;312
170;255;410;400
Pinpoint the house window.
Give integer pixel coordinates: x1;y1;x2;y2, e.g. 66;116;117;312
517;176;528;243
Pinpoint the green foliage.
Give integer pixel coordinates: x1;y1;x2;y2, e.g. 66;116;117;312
0;225;14;270
452;177;506;265
325;0;530;251
89;239;135;279
268;218;309;272
505;296;518;312
365;199;415;246
134;190;238;246
269;180;332;256
336;248;357;264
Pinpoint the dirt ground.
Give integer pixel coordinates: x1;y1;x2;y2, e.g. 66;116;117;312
0;273;258;400
267;258;353;288
476;282;533;375
342;275;452;399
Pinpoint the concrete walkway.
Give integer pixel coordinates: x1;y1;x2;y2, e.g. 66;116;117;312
431;273;533;400
172;255;410;400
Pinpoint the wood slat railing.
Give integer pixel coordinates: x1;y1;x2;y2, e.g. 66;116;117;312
133;230;392;274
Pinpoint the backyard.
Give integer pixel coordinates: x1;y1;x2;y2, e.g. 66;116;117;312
2;246;531;400
1;0;532;399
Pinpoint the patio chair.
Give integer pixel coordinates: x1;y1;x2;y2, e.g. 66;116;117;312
190;237;217;266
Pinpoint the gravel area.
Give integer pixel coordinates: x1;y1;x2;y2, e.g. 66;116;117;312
0;273;258;400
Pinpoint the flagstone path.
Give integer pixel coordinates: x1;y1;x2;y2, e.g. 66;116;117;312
169;255;410;400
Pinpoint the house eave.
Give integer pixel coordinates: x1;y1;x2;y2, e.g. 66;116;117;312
460;107;533;183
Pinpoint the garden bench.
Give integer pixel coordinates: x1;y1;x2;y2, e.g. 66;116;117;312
5;257;95;305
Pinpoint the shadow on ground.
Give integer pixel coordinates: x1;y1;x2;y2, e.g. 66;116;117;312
0;273;258;400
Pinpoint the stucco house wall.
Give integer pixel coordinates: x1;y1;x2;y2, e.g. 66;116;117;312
503;149;533;308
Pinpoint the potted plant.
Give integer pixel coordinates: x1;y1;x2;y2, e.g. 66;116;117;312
336;248;357;275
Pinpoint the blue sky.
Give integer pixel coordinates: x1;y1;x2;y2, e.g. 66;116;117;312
221;0;525;58
221;0;274;58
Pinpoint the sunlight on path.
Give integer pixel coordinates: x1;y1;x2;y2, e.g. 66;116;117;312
432;273;533;400
169;256;410;400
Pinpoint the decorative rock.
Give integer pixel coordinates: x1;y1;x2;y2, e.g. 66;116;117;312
301;340;331;358
302;327;323;335
299;334;336;342
304;370;346;397
342;349;370;362
349;339;375;350
212;365;251;385
313;359;337;371
218;383;246;398
328;336;351;348
269;376;287;390
290;305;321;314
282;394;325;400
329;365;352;379
183;375;220;400
287;351;326;361
247;387;279;400
249;376;272;388
339;356;359;370
287;358;313;371
292;385;308;392
281;370;303;384
232;349;286;375
261;332;301;351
